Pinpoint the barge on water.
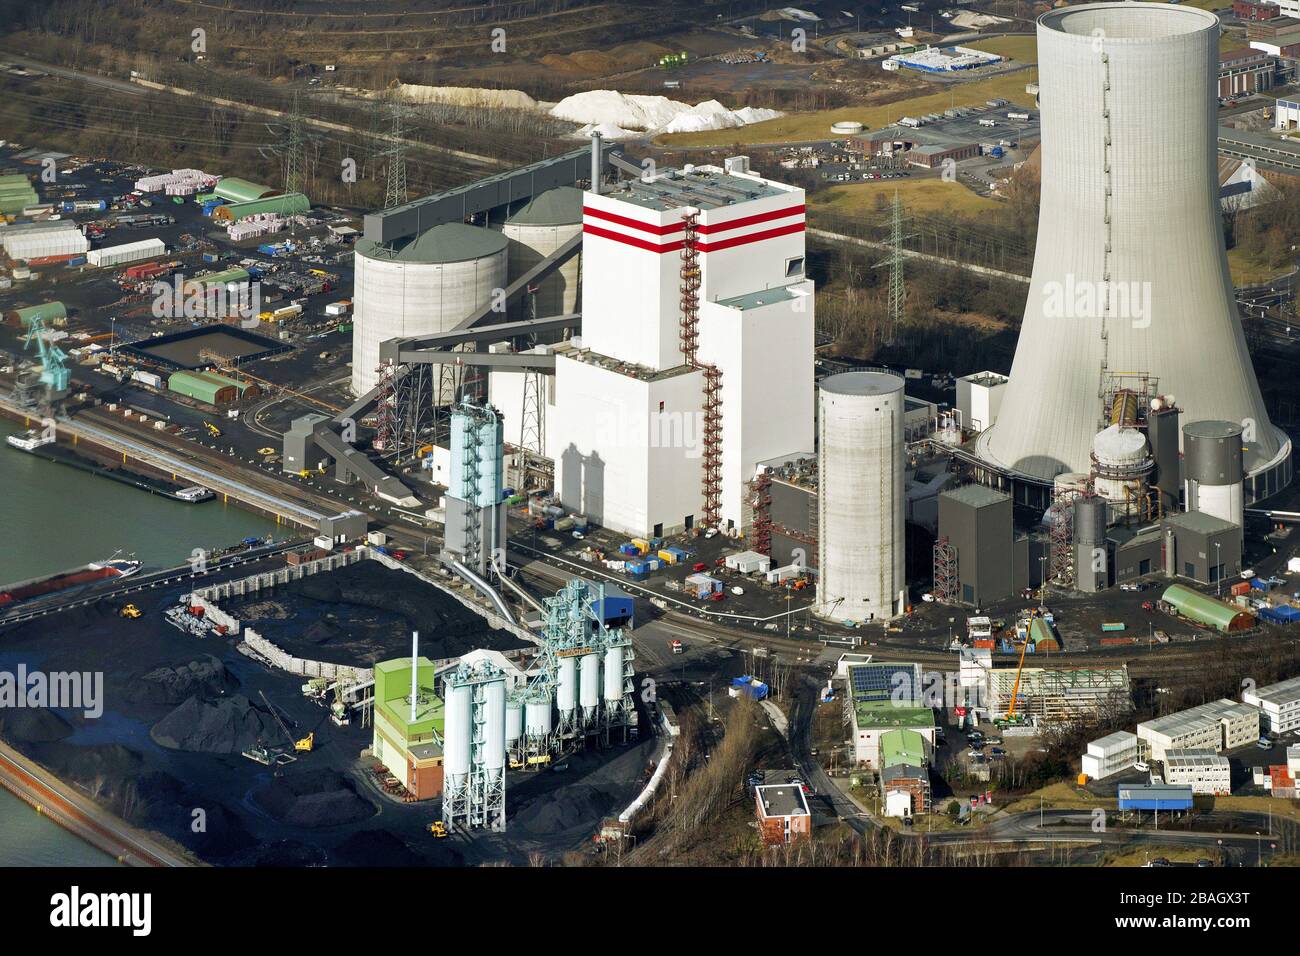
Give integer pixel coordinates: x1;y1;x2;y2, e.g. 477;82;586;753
0;557;142;607
5;430;212;502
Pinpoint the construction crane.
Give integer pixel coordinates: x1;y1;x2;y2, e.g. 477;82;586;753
1005;635;1031;721
22;315;70;401
259;690;314;753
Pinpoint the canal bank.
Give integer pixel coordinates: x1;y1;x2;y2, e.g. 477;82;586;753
0;418;279;865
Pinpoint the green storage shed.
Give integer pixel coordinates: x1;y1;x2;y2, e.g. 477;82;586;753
1161;584;1255;633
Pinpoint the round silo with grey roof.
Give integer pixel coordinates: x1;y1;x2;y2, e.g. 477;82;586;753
350;222;508;396
497;186;583;321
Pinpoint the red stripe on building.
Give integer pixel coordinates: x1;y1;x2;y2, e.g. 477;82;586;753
582;223;684;253
584;220;804;253
582;206;685;235
696;221;805;252
696;204;805;235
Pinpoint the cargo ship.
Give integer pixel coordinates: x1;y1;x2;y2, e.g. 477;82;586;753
0;556;142;607
6;430;211;502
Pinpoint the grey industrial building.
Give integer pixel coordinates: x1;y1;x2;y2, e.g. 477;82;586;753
1162;510;1242;585
936;484;1031;606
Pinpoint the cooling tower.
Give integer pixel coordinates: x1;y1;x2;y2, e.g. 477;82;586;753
976;3;1291;496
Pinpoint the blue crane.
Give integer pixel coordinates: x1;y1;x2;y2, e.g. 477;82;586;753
23;315;70;395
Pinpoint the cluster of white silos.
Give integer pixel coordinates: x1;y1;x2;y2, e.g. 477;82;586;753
441;659;507;832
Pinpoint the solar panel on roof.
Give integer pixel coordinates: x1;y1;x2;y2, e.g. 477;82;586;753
849;663;918;703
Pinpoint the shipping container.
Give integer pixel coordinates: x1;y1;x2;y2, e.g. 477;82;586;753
1099;636;1138;646
1230;581;1252;597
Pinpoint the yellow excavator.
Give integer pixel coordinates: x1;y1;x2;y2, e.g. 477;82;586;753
427;820;448;838
119;603;142;619
203;421;222;438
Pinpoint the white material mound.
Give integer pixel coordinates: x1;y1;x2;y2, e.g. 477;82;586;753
575;121;641;140
386;84;539;111
552;89;783;134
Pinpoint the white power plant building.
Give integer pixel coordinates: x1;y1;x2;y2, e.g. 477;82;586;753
973;3;1291;503
514;158;814;538
816;371;906;621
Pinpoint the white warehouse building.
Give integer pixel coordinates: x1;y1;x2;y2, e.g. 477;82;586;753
1241;675;1300;735
1081;730;1139;780
1161;748;1231;796
1137;699;1259;763
502;159;814;538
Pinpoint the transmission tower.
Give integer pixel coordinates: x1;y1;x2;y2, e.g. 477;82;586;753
382;96;408;209
874;191;912;346
262;92;310;201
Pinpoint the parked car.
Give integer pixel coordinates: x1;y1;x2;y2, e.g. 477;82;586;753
990;747;1007;757
1257;738;1273;749
691;562;708;572
1134;761;1150;772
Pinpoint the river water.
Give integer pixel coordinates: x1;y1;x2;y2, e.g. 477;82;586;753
0;419;279;865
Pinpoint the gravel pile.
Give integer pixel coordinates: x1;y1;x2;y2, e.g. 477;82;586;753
512;784;619;834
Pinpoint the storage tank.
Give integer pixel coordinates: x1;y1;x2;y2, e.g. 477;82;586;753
579;651;602;721
1073;494;1110;593
1183;419;1244;530
505;692;524;748
443;680;473;783
524;689;553;738
483;678;506;773
557;656;577;721
1090;425;1153;517
603;644;624;703
816;371;906;622
497;186;582;321
1072;495;1108;546
349;222;508;395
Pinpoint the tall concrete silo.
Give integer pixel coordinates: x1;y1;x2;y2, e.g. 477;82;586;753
816;371;906;622
350;223;508;396
1183;419;1245;531
498;186;583;321
975;3;1290;498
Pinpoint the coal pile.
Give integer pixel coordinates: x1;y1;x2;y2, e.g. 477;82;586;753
227;840;329;867
237;560;529;666
127;656;238;706
332;829;426;867
252;769;377;828
0;707;73;743
512;784;620;835
150;694;272;753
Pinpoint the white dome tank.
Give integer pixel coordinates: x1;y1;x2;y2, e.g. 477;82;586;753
524;691;553;737
497;186;582;321
443;680;472;779
603;645;624;703
483;678;506;773
557;656;577;719
1091;424;1153;516
505;694;524;747
350;222;508;396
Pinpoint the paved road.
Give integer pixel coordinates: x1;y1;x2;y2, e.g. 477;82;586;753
0;740;192;867
1;54;147;96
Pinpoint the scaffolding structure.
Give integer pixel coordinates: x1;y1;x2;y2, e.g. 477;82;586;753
1049;487;1079;586
748;470;773;556
372;359;400;453
454;400;495;569
932;535;959;604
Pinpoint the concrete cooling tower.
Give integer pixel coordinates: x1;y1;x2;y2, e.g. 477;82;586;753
975;3;1291;499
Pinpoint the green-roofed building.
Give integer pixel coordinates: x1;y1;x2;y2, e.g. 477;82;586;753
212;192;310;222
0;173;39;215
851;700;935;768
6;301;67;327
1161;584;1255;633
372;656;446;800
212;177;276;204
167;370;238;405
880;728;928;769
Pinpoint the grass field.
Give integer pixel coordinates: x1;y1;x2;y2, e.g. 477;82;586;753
1228;246;1292;285
1000;781;1111;815
967;35;1038;65
657;69;1038;147
809;179;1002;217
1100;845;1219;867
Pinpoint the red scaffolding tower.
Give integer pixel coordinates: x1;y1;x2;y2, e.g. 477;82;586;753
679;208;723;528
748;470;772;555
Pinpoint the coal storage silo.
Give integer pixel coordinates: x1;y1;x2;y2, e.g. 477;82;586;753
974;3;1290;501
